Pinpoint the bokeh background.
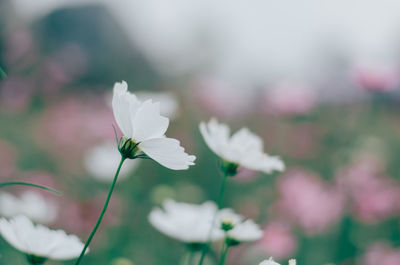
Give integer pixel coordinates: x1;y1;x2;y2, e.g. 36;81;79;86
1;0;400;264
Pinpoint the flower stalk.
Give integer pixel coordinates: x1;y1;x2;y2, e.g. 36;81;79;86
198;169;230;265
74;156;126;265
218;241;230;265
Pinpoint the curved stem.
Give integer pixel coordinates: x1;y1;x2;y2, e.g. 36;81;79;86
74;157;126;265
198;172;229;265
0;182;61;195
218;242;229;265
0;67;6;79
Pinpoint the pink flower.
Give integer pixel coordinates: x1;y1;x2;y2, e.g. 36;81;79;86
192;77;254;118
261;82;316;116
275;169;344;235
57;194;121;236
35;96;115;169
337;159;400;223
0;76;34;113
352;64;400;92
257;222;297;259
363;242;400;265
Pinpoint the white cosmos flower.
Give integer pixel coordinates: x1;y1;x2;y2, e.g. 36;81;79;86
84;141;140;182
226;219;263;243
112;81;195;170
0;215;86;260
148;199;224;243
199;118;284;174
0;191;58;224
259;257;280;265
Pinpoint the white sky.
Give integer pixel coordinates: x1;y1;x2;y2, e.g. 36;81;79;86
11;0;400;86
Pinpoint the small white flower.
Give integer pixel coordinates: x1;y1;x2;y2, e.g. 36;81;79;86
0;191;58;224
84;141;140;182
199;118;284;174
112;81;196;170
216;208;244;230
259;257;280;265
136;91;179;119
288;259;296;265
0;215;86;260
226;219;263;243
148;199;224;243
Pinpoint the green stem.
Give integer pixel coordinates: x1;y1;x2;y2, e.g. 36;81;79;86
218;242;229;265
198;172;229;265
0;67;6;79
74;157;126;265
0;182;61;195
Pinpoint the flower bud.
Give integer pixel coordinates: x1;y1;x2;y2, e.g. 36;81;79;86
225;237;241;247
118;137;139;159
26;255;47;265
221;161;239;177
221;219;234;232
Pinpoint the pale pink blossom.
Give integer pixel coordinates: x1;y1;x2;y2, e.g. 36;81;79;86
337;159;400;223
257;222;297;259
261;82;316;116
363;242;400;265
352;64;400;92
275;169;344;234
193;78;254;118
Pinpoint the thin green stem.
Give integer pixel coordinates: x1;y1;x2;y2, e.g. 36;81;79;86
0;67;6;79
198;172;229;265
0;182;61;195
74;157;126;265
218;242;229;265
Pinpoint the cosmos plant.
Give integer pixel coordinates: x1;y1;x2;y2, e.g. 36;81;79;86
0;81;294;265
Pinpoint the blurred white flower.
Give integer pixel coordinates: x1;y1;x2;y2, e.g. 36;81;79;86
199;118;284;174
226;219;263;243
259;257;280;265
148;199;224;243
84;141;140;182
112;81;195;170
288;259;296;265
136;91;179;119
0;191;58;224
0;215;86;261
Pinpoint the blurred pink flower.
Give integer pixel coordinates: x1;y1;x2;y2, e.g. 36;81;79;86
257;222;297;259
275;169;344;235
352;64;400;92
4;31;34;64
363;242;400;265
192;78;254;118
337;159;400;223
0;76;34;113
0;140;18;179
261;82;316;116
35;96;115;168
58;194;121;236
41;44;88;92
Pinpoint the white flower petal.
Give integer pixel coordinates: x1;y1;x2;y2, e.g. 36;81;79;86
199;118;285;174
149;200;224;243
0;215;86;260
139;138;196;170
112;81;141;138
227;219;263;242
259;257;281;265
